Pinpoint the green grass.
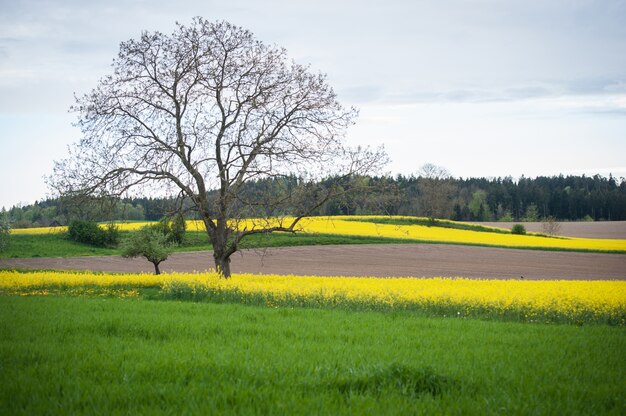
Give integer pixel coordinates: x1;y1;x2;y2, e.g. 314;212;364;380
0;231;414;259
0;233;117;258
1;295;624;415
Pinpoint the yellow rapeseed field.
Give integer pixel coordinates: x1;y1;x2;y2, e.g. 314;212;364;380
190;216;626;252
8;222;153;235
298;216;626;252
0;270;163;289
2;270;624;324
10;215;626;252
10;226;68;235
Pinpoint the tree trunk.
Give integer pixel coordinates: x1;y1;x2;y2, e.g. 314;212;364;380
214;254;232;277
153;262;161;275
210;217;234;278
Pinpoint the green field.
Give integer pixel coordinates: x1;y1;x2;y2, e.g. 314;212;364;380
2;217;625;414
4;226;625;259
1;295;624;415
0;231;415;259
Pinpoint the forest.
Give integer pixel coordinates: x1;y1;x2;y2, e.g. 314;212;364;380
4;174;626;228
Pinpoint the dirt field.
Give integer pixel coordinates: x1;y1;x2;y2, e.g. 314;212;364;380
2;244;625;280
470;221;626;239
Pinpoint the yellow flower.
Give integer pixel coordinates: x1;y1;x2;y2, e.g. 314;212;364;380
3;270;624;323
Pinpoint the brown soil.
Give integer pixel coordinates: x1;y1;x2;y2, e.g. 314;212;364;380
2;244;625;280
470;221;626;239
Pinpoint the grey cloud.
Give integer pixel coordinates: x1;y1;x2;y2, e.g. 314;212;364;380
564;78;624;95
337;85;385;104
603;81;626;93
60;40;110;55
575;108;626;117
502;86;555;100
363;78;626;106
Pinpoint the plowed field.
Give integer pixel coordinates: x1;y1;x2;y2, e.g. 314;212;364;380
2;244;625;280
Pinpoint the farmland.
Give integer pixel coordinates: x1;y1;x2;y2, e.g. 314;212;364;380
2;216;625;280
1;216;625;414
4;217;626;269
2;244;626;280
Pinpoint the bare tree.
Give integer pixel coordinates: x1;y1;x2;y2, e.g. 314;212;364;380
416;163;456;221
541;216;562;236
48;18;386;277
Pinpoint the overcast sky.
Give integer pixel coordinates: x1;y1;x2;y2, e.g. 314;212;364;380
1;0;625;208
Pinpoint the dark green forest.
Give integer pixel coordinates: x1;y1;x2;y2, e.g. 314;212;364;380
4;174;626;228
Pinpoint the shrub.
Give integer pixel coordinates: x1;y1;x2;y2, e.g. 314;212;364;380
511;224;526;235
103;222;120;246
151;215;186;245
68;219;119;247
168;214;186;244
68;220;99;244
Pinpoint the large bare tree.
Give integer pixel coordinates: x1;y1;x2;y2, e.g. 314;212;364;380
49;18;386;276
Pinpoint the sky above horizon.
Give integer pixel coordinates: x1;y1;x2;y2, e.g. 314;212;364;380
1;0;625;208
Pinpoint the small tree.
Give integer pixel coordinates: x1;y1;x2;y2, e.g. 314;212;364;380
541;216;562;236
469;190;491;221
121;226;173;275
522;204;539;222
498;209;514;222
0;213;10;252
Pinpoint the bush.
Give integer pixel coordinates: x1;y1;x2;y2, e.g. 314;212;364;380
151;215;186;245
68;219;119;247
511;224;526;235
103;222;120;246
169;215;186;244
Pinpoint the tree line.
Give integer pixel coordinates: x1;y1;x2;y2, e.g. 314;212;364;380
5;173;625;228
374;173;626;222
